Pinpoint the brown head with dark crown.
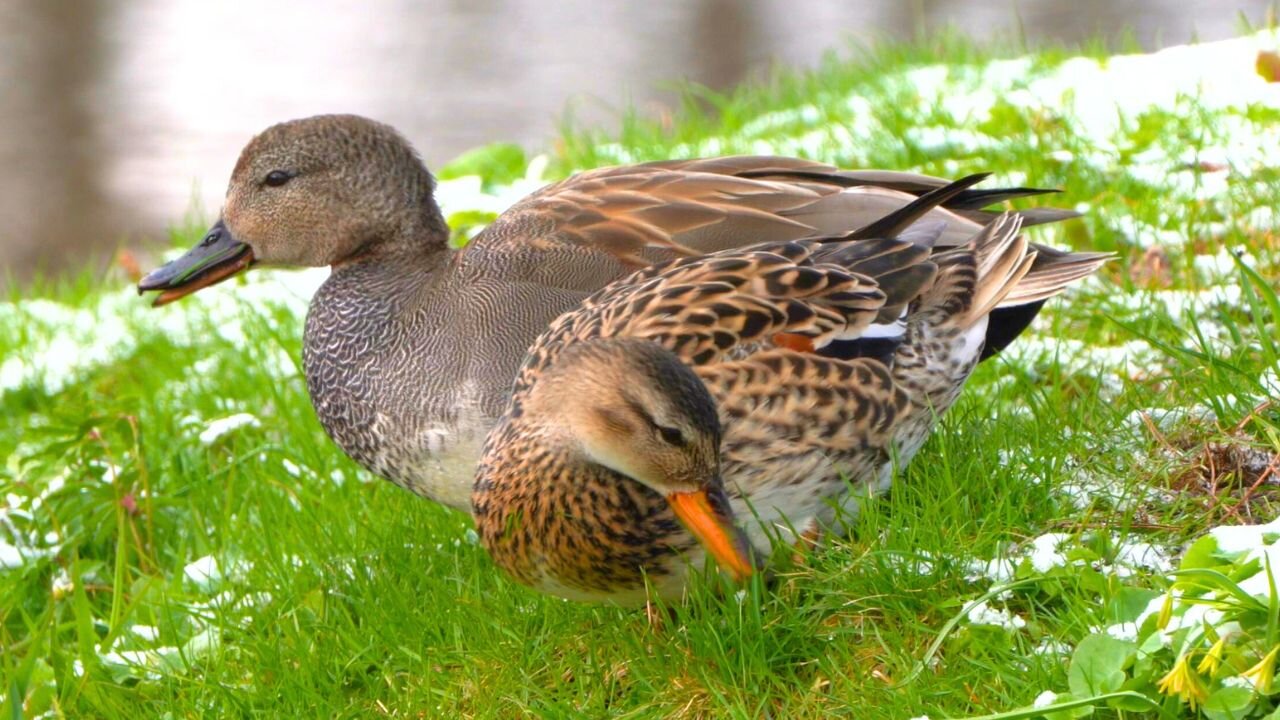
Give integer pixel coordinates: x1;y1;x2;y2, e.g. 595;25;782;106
515;338;756;581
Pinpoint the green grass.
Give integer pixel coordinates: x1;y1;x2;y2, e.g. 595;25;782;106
3;29;1280;719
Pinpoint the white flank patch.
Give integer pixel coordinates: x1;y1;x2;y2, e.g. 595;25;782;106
860;319;906;340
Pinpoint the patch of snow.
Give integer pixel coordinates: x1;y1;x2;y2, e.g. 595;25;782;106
182;555;249;591
130;625;160;642
89;460;123;483
1027;533;1073;573
1259;364;1280;398
1104;622;1139;641
1033;638;1073;656
1033;690;1059;708
0;540;26;569
1168;603;1223;636
1113;540;1174;574
97;627;220;679
964;556;1017;584
1193;246;1256;280
1235;544;1280;599
198;413;260;445
0;539;51;570
183;556;222;589
1210;516;1280;555
0;263;326;396
966;600;1027;630
1122;405;1217;436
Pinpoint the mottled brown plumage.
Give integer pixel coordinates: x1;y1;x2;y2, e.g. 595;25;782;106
138;114;1107;515
474;209;1103;603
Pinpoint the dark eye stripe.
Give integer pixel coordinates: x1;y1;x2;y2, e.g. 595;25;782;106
620;396;686;446
657;426;686;447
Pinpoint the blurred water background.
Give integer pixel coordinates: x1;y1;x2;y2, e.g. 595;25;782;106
0;0;1272;281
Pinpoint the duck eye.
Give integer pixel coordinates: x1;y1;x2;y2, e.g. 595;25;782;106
263;170;293;187
657;426;685;447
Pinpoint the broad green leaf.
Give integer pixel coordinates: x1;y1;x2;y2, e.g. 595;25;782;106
1180;534;1224;571
1107;586;1161;625
956;691;1155;720
1202;684;1255;720
1069;634;1134;697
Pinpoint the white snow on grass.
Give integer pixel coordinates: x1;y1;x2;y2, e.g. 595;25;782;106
0;537;53;571
197;413;260;445
1112;541;1175;574
182;555;250;591
962;531;1176;588
1033;690;1059;708
1026;533;1073;574
2;30;1278;702
0;540;29;569
97;626;220;681
966;599;1027;630
129;625;161;643
1210;516;1280;554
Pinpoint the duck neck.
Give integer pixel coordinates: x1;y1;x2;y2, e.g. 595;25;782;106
301;237;472;506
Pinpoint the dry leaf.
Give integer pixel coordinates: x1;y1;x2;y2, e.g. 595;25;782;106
116;248;143;282
1129;245;1171;289
1257;50;1280;83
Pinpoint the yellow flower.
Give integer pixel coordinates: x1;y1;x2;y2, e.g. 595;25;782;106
1157;654;1208;710
1197;635;1228;675
1242;645;1280;693
1156;590;1175;630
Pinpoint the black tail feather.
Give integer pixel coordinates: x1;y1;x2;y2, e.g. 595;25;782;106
844;174;991;241
979;299;1047;361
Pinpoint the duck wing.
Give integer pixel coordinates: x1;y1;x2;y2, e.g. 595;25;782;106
510;228;936;395
460;156;1076;294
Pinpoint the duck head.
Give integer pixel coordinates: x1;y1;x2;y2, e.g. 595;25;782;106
526;339;757;582
138;114;448;305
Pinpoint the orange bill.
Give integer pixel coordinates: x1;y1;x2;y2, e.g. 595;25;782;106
665;490;755;582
